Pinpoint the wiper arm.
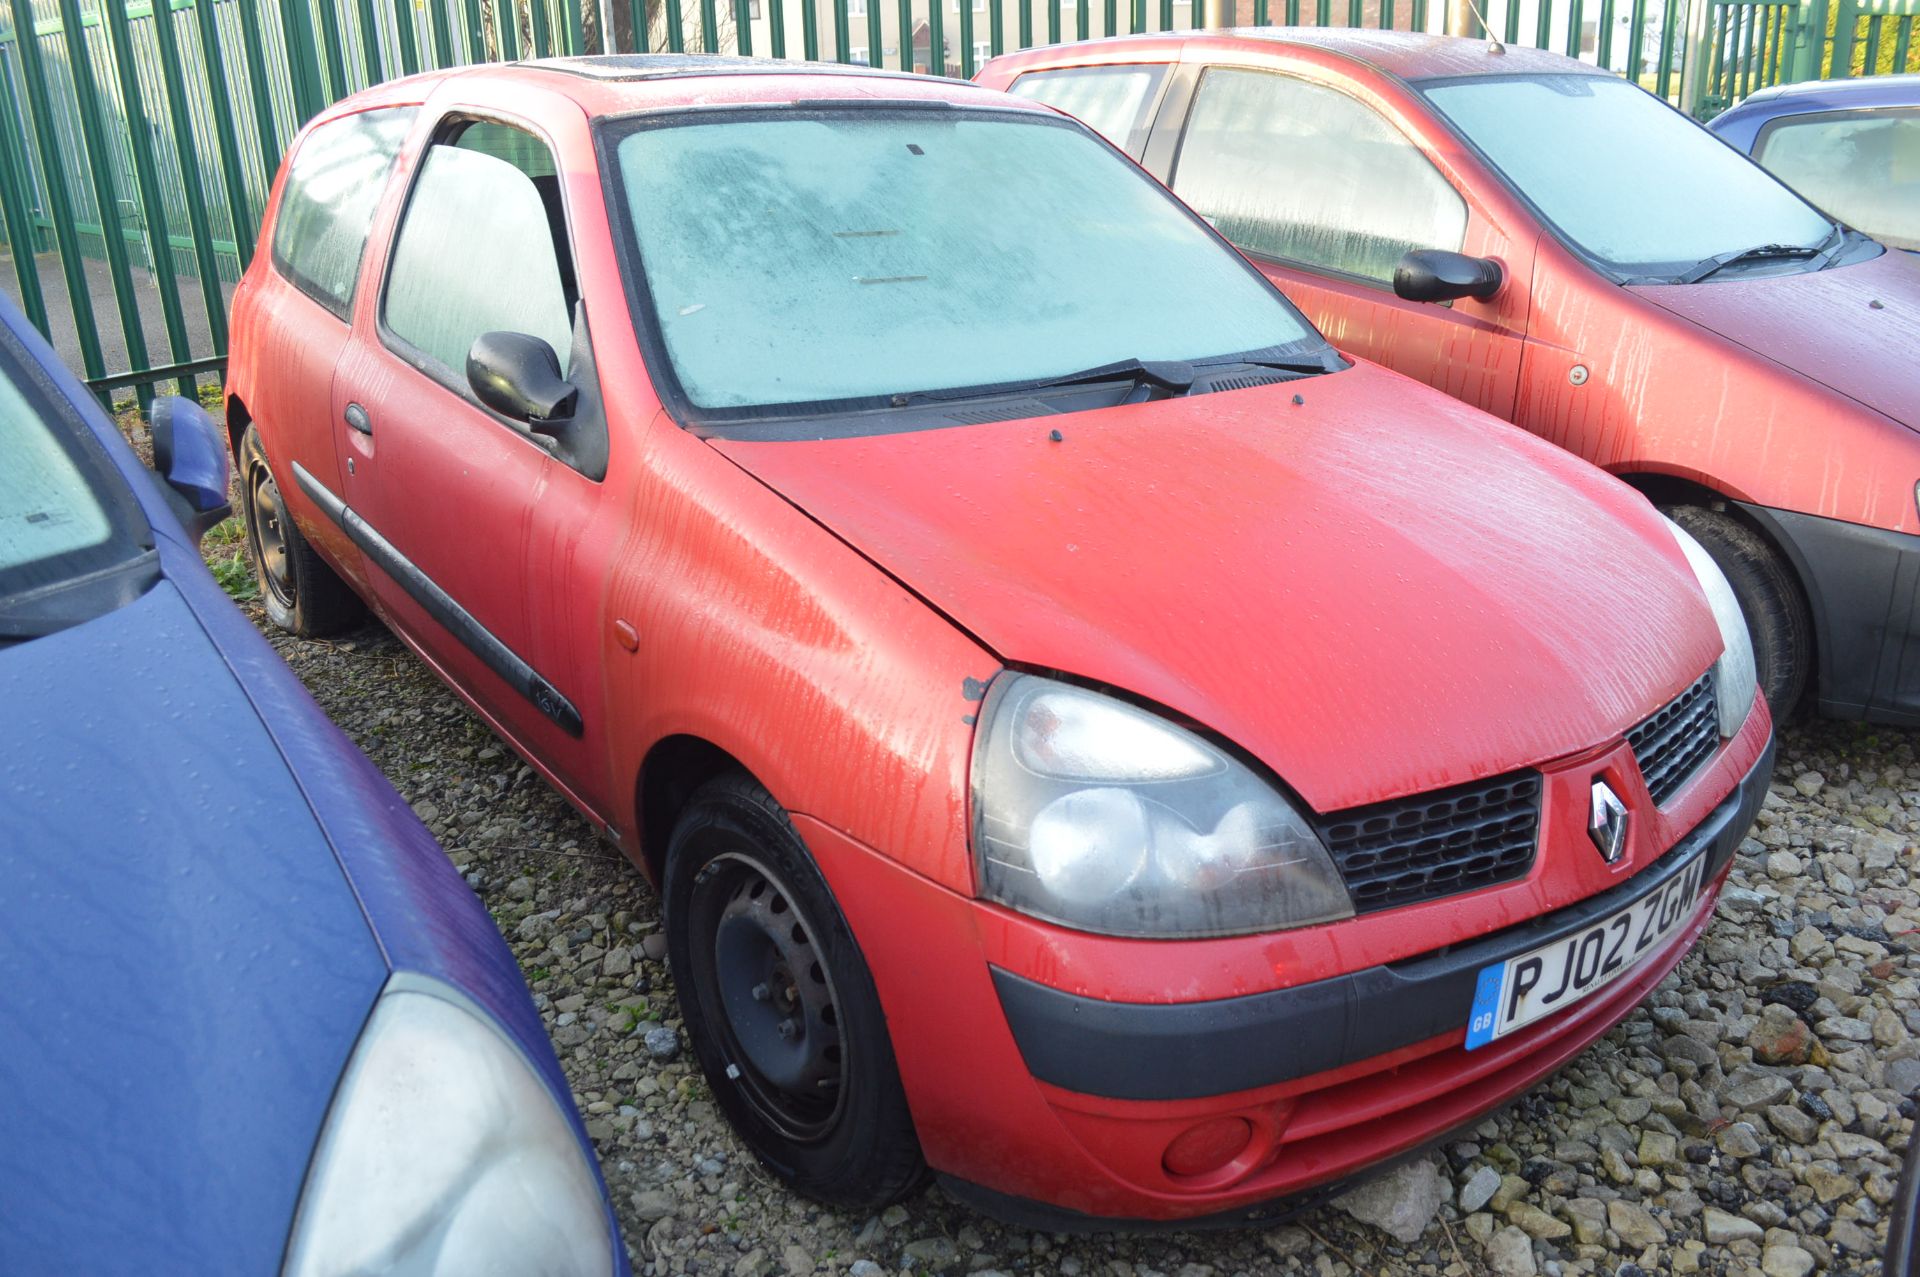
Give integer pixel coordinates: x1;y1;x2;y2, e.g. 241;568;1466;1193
1674;226;1844;284
898;357;1199;406
1195;354;1340;376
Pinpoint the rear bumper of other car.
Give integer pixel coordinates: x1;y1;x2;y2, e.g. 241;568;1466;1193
802;707;1773;1225
1740;501;1920;727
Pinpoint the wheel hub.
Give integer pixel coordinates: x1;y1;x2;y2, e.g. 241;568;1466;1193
697;856;847;1141
250;466;294;607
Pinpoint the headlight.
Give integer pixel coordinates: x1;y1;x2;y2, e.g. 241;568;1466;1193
283;978;615;1277
970;674;1353;938
1665;518;1758;737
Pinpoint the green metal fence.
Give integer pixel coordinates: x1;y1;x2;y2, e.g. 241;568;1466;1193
0;0;1912;401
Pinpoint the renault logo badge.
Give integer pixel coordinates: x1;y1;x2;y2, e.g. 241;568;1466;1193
1589;779;1630;864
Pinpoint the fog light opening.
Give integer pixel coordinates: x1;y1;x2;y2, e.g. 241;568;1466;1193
1161;1116;1256;1180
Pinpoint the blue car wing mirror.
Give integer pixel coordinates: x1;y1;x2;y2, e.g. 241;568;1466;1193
148;395;232;546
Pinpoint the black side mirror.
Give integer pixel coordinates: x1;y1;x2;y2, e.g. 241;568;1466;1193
148;395;232;546
1393;249;1504;304
467;331;578;427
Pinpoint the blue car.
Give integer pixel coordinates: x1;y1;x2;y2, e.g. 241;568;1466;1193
0;293;626;1275
1710;74;1920;252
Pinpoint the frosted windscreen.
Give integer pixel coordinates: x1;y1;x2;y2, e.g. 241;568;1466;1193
1757;110;1920;252
0;374;111;578
612;111;1320;414
1425;75;1832;275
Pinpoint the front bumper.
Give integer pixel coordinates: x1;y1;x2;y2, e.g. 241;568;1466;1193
799;708;1774;1227
990;740;1769;1104
1739;502;1920;726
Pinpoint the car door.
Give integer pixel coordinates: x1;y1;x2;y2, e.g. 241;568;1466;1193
241;106;415;589
326;109;615;822
1142;63;1533;419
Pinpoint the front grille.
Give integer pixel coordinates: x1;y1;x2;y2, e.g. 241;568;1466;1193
1312;771;1542;914
1629;670;1719;807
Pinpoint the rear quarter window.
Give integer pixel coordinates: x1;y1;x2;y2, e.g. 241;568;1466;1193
1007;64;1168;155
270;107;418;318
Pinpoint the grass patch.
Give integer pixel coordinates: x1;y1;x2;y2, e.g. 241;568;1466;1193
202;519;257;601
209;550;258;602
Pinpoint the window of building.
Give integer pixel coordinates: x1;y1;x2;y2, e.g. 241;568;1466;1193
270;107;416;318
1173;68;1467;284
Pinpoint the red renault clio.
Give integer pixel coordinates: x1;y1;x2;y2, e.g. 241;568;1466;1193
227;56;1772;1226
982;32;1920;729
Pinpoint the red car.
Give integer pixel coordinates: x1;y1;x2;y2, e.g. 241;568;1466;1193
981;33;1920;728
226;56;1772;1225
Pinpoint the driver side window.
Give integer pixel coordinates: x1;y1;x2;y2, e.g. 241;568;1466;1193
384;120;576;386
1171;68;1468;285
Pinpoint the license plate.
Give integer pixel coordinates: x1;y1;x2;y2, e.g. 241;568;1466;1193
1465;851;1708;1049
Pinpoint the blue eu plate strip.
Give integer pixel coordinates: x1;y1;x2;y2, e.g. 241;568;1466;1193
1465;963;1506;1050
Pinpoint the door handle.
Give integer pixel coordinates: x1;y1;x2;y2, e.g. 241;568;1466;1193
344;403;372;435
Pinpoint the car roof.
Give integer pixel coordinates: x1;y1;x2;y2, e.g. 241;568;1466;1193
1725;71;1920;113
1005;27;1608;81
336;52;1035;118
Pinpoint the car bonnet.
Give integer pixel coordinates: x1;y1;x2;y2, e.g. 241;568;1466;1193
0;577;386;1273
711;361;1722;811
1630;247;1920;430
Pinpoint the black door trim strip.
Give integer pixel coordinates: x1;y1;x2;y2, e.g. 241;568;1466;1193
291;461;584;737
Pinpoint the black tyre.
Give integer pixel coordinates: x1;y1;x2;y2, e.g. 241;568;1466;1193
665;774;927;1212
1664;504;1811;719
239;425;364;638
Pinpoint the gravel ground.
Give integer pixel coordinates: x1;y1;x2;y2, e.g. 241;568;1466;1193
242;603;1917;1277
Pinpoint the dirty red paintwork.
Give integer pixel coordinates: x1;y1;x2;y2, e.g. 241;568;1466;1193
976;32;1920;539
226;59;1760;1221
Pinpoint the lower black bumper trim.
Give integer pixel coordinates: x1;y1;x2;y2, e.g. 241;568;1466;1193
991;735;1774;1102
1737;502;1920;727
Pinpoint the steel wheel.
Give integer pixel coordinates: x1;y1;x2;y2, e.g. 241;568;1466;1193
247;461;296;613
688;851;848;1143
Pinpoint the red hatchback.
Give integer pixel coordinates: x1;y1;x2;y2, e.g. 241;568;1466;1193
227;57;1772;1226
981;32;1920;729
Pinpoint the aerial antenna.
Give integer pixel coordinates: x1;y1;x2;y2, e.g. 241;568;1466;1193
1457;0;1506;53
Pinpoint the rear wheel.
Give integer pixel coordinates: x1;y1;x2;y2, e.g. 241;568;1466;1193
239;425;363;638
1664;504;1811;719
665;774;927;1212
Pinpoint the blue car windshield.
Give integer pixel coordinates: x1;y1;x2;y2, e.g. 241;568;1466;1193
0;340;147;610
605;106;1331;424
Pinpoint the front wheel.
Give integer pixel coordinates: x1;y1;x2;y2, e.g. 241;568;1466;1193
239;425;363;638
665;774;927;1212
1664;504;1811;719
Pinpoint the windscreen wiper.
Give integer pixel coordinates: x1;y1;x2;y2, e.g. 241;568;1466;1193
1195;353;1342;376
897;357;1200;406
1674;226;1845;284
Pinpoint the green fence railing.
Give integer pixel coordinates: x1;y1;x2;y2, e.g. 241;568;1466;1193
0;0;1912;402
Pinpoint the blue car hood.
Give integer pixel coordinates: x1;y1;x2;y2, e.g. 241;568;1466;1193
0;579;385;1274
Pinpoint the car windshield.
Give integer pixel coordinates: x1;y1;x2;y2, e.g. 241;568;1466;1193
605;106;1329;424
0;337;150;633
1755;108;1920;252
1423;74;1836;279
